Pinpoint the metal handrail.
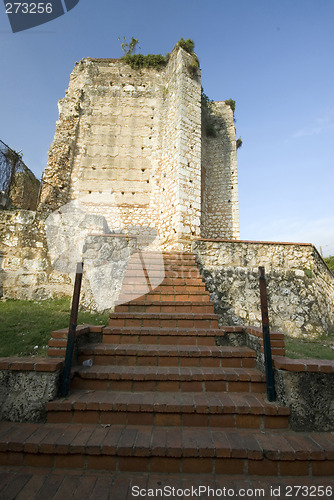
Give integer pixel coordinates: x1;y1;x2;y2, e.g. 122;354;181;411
60;262;84;397
258;266;276;401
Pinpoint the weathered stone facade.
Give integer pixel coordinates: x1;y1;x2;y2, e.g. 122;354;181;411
201;102;239;239
0;210;73;300
38;44;239;249
193;239;334;337
0;140;40;211
0;358;63;423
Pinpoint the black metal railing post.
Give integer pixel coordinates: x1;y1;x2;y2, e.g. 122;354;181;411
60;262;83;398
258;266;276;401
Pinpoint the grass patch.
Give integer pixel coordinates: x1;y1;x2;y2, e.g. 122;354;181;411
285;336;334;360
0;298;108;358
1;298;334;361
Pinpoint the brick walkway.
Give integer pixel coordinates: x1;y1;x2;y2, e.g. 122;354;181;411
1;466;334;499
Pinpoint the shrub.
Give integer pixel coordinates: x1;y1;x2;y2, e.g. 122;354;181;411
122;53;168;70
225;99;236;113
176;38;195;54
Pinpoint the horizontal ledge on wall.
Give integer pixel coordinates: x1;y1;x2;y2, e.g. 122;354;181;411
195;238;313;247
86;233;137;239
273;355;334;373
0;358;64;372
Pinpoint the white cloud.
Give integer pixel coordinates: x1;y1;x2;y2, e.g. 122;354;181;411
292;109;334;138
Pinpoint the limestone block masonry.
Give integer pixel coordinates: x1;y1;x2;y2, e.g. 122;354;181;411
38;45;239;250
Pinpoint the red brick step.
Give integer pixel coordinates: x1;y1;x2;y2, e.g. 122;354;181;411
46;390;290;429
115;301;214;314
69;365;266;393
108;312;219;329
77;343;256;368
0;422;333;476
102;327;223;346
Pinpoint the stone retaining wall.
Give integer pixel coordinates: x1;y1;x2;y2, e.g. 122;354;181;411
0;210;73;300
0;358;63;422
218;326;334;431
193;239;334;338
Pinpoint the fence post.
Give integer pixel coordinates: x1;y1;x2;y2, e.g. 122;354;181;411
258;266;276;401
60;262;83;398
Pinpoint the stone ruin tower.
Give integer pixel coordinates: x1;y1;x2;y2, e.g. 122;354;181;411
38;42;239;250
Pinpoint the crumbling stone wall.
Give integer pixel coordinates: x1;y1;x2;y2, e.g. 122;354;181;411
0;140;40;210
0;358;62;422
193;239;334;337
38;44;239;250
0;210;72;300
201;102;239;239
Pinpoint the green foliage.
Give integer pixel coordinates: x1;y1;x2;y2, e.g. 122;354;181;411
175;38;199;76
225;99;236;113
236;138;243;149
120;38;199;74
122;53;168;70
118;36;140;55
176;38;195;54
324;256;334;274
305;268;313;278
0;298;108;357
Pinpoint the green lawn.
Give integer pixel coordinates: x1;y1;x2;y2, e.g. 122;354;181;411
0;298;108;357
284;335;334;360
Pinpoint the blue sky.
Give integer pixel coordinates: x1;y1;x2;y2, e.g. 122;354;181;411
1;0;333;255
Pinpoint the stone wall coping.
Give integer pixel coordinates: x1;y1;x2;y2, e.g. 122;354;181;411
50;324;105;339
86;58;120;63
245;326;285;340
273;355;334;373
195;238;313;247
86;233;137;239
0;357;63;372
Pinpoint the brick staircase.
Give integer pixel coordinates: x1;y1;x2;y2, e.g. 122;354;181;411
1;252;334;479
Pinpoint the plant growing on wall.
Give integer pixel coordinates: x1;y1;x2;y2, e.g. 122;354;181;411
225;99;236;113
122;53;169;70
176;38;200;76
120;38;199;74
175;38;195;53
118;36;140;55
324;256;334;275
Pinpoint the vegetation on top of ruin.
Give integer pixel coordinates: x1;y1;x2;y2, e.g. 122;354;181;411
324;256;334;274
202;90;243;147
175;38;195;53
225;99;236;113
119;37;199;73
122;53;169;70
